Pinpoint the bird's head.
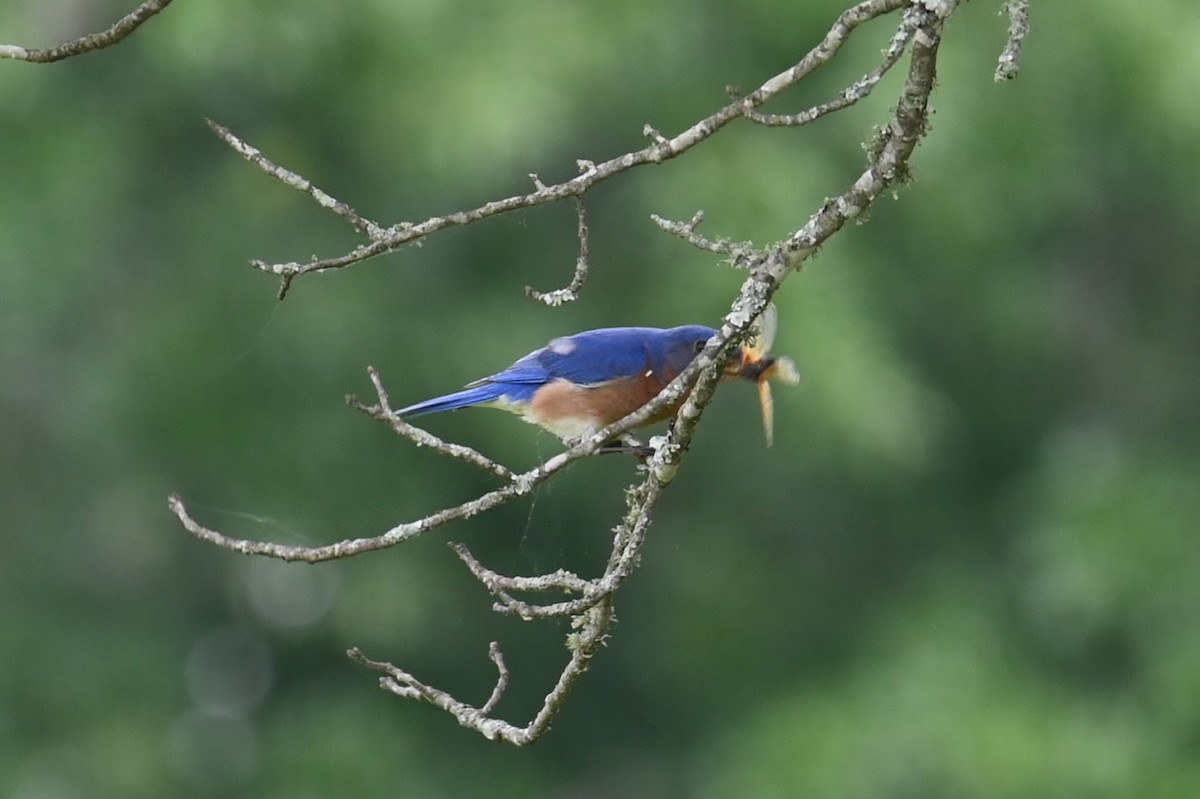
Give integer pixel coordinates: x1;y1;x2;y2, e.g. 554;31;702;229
663;310;799;445
660;324;775;381
660;325;722;375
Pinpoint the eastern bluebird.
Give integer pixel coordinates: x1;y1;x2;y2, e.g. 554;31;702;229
397;324;760;443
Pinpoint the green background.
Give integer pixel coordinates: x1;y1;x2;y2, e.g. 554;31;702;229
3;0;1198;796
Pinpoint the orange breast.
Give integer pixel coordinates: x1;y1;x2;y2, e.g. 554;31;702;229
528;367;683;438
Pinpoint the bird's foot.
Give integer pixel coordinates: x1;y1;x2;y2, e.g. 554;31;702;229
596;434;652;461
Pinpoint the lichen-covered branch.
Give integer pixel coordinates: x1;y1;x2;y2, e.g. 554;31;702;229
205;119;385;240
651;211;758;269
0;0;175;63
995;0;1031;82
525;198;590;306
349;594;614;744
743;11;915;127
347;366;515;480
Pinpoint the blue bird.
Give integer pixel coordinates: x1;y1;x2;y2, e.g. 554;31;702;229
398;324;767;442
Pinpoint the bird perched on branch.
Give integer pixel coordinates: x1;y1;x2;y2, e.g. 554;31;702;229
398;314;798;446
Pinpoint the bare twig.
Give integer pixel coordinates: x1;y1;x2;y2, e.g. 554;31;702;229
480;642;509;715
0;0;175;63
451;540;618;619
642;124;670;146
743;11;916;127
347;366;515;481
205;119;386;247
995;0;1031;82
170;456;558;562
348;597;614;745
650;211;728;253
650;211;758;269
525;198;590;306
348;643;517;742
345;595;609;743
450;543;592;595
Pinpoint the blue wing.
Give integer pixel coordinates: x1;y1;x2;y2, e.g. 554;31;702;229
479;327;666;387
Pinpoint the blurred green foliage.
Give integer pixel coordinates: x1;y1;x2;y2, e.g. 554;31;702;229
2;0;1198;796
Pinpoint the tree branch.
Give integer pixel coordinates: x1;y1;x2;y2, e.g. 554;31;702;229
347;366;515;481
651;211;758;269
348;593;615;745
995;0;1031;82
0;0;175;63
742;13;914;127
525;198;590;306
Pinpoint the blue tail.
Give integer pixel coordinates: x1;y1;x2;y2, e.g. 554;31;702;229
397;384;509;417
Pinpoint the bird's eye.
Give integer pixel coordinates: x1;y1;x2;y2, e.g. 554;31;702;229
693;340;707;354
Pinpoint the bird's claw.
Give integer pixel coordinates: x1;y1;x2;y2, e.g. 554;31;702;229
596;434;653;461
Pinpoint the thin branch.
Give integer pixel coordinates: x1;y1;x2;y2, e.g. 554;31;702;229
0;0;175;63
650;211;728;254
743;13;915;126
450;543;592;595
347;366;515;481
169;451;572;562
348;597;614;745
451;542;610;620
650;211;758;270
168;420;634;563
347;644;518;742
994;0;1030;82
217;0;907;295
525;198;590;306
206;119;385;245
480;642;509;715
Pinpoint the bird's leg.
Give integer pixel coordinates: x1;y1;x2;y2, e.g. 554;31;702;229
596;433;652;460
597;444;654;460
